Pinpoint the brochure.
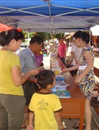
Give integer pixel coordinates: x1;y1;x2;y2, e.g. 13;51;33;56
56;75;64;81
52;84;71;98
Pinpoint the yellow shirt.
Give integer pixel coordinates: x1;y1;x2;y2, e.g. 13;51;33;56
29;93;62;130
0;50;24;96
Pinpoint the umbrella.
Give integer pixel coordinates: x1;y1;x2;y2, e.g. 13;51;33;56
0;23;22;32
90;25;99;36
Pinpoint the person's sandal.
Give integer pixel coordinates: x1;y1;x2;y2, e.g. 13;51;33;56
72;122;85;129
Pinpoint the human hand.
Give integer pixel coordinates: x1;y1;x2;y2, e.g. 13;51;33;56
75;76;82;84
21;72;25;76
62;68;69;73
30;68;41;76
26;124;33;130
39;66;44;71
59;124;64;130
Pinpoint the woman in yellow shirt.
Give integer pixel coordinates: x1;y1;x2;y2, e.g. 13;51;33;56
0;29;40;130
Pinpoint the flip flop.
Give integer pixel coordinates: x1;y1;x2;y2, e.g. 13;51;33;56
72;122;85;129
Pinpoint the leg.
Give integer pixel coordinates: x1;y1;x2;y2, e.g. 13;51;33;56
85;100;91;130
0;98;8;130
3;95;26;130
22;106;29;128
23;82;36;106
92;93;99;97
22;82;36;128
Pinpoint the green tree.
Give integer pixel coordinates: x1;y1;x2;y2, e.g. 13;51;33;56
22;30;65;42
36;32;64;41
55;33;64;40
29;32;35;38
37;32;52;41
22;30;28;39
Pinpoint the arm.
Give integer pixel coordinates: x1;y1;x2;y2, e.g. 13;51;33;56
75;52;93;84
29;112;34;125
71;52;78;64
27;112;34;130
64;49;66;58
57;49;59;57
62;64;79;73
54;112;64;130
11;66;40;87
28;78;37;84
64;44;66;58
70;43;78;64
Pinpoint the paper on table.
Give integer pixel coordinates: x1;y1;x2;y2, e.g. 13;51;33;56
56;74;64;77
56;77;64;81
52;84;71;98
52;67;61;70
60;80;66;85
55;84;70;89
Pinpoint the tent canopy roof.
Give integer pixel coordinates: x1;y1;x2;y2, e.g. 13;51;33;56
0;0;99;33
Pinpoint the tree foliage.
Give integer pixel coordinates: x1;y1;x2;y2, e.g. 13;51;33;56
55;33;64;40
22;30;28;39
22;30;64;41
37;32;64;41
29;32;35;38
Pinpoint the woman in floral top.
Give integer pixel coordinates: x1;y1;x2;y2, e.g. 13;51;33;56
62;31;95;130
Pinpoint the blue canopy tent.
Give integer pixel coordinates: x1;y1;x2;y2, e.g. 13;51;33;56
0;0;99;33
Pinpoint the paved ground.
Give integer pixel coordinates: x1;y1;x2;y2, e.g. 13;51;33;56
22;117;98;130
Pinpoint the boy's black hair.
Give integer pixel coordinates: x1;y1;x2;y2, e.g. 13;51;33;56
37;70;55;88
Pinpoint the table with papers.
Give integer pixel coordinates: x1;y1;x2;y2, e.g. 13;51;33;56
51;58;71;98
50;56;85;130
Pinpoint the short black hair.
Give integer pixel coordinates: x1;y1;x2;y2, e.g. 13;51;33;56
0;29;24;46
73;31;89;44
30;36;43;45
37;70;55;88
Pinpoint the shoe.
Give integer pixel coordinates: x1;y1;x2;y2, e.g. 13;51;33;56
72;122;85;129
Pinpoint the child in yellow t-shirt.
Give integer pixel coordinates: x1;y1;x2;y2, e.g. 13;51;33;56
27;70;64;130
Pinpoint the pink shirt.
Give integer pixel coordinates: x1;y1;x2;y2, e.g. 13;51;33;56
58;43;66;58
